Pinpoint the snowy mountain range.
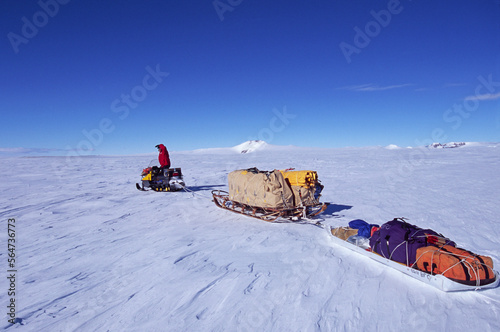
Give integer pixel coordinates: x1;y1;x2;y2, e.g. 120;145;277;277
427;142;467;149
1;140;499;331
193;140;499;156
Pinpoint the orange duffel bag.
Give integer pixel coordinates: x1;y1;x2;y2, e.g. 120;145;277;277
415;245;495;286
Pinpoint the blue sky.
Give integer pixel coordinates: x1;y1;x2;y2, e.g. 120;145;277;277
1;0;500;155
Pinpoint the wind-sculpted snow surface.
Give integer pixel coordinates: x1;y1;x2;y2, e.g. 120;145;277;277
1;144;499;331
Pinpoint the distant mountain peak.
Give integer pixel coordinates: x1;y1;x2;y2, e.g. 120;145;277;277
385;144;401;150
427;142;466;149
232;140;268;153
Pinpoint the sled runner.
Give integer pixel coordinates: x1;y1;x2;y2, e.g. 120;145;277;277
212;190;328;222
327;222;499;292
136;166;185;192
212;168;328;222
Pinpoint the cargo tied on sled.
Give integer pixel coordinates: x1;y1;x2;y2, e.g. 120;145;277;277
212;167;328;222
328;218;499;292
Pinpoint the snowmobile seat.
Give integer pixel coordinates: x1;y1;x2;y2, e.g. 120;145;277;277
167;168;183;178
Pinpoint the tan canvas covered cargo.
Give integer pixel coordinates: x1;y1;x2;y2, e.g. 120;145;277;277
228;169;295;209
289;185;318;206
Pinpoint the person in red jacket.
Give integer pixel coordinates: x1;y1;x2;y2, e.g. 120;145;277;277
155;144;171;169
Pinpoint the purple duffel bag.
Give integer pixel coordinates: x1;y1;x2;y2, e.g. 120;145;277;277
369;218;456;266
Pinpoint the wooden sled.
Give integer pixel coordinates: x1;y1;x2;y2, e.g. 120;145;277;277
212;190;328;222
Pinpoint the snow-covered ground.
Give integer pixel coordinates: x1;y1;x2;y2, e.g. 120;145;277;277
1;142;500;331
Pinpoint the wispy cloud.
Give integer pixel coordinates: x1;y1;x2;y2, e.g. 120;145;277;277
444;83;467;88
464;92;500;101
0;147;93;155
338;83;413;92
0;147;26;153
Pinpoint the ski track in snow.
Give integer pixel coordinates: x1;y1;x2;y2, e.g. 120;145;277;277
1;145;499;331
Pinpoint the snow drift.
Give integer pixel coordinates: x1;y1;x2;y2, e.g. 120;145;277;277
1;143;499;331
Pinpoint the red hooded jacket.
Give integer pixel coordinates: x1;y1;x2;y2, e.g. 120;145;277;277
157;144;171;168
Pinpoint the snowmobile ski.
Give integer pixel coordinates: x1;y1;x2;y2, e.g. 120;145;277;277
327;226;500;292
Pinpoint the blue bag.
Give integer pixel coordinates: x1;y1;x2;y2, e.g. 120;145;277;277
348;219;378;238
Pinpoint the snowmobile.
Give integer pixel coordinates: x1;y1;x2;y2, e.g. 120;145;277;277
136;165;185;192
